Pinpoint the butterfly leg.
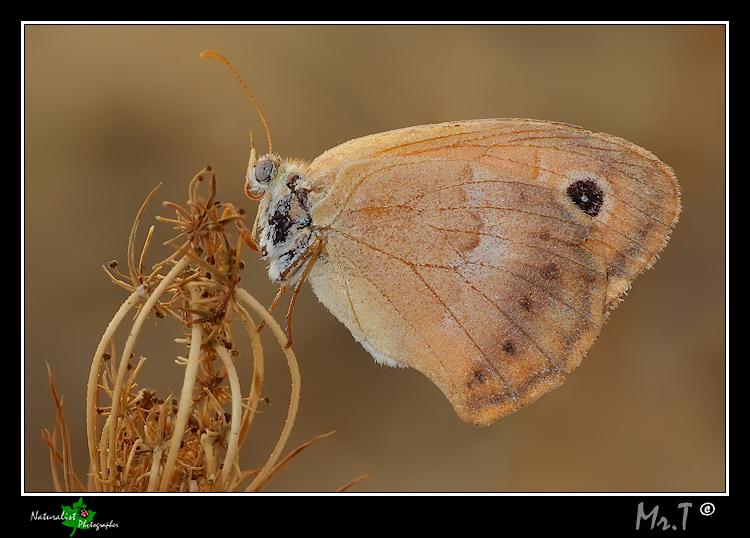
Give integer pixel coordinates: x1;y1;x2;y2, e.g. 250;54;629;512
256;236;324;346
281;236;324;347
190;278;239;325
232;213;260;253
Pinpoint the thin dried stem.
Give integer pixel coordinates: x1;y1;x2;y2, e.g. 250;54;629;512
234;302;264;447
235;286;302;492
251;431;333;492
336;473;374;493
127;183;161;286
158;284;204;490
213;342;242;489
44;361;74;492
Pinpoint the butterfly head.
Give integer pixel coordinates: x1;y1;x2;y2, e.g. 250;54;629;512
245;151;282;201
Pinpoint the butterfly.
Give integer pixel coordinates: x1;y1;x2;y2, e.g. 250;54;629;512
205;52;681;426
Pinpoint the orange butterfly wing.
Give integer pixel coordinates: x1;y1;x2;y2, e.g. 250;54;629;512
303;119;680;426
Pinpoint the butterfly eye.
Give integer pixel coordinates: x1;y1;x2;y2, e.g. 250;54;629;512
254;158;276;184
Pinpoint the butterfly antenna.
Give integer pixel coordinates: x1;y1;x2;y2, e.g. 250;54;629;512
200;50;273;154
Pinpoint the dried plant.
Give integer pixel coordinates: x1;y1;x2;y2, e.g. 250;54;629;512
41;166;342;492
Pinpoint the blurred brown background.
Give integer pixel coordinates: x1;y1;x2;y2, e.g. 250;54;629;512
23;24;725;493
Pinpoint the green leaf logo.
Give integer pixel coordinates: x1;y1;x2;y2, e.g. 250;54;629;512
60;498;96;536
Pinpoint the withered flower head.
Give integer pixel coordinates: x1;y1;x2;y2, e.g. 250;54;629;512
42;167;326;492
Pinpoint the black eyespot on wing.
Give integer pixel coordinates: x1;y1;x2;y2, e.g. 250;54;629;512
566;179;604;217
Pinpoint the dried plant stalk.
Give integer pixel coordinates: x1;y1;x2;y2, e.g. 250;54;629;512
45;166;312;492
